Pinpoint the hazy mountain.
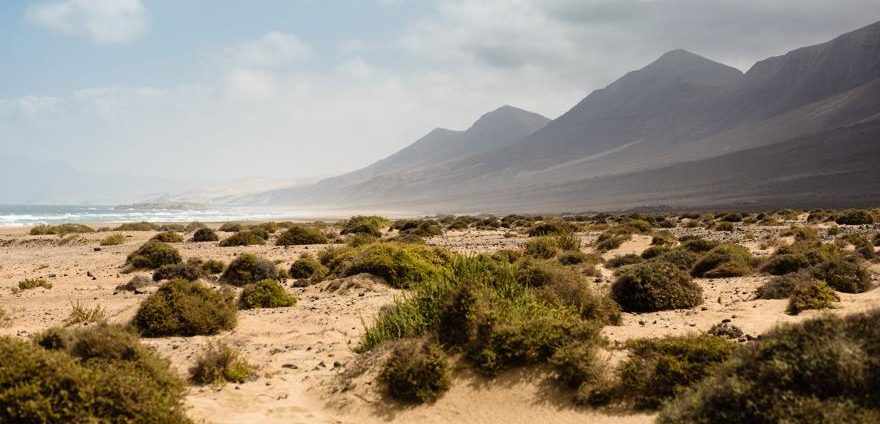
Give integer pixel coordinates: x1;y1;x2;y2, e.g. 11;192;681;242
255;20;880;212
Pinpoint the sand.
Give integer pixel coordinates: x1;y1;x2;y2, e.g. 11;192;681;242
0;225;877;423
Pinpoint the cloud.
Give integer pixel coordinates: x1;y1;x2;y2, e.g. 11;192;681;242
26;0;148;43
222;32;311;69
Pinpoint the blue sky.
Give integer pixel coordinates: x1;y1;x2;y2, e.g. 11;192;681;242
2;0;878;183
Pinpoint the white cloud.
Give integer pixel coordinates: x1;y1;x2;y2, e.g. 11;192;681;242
223;32;311;69
26;0;148;43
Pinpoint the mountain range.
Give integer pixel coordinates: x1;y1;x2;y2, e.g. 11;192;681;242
248;20;880;213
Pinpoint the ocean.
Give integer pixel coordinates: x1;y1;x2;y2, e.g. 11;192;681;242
0;204;318;227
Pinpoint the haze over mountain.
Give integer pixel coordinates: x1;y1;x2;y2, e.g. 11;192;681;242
253;19;880;212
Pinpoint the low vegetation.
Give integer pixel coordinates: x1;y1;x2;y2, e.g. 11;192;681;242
218;230;266;247
99;233;125;246
611;262;702;312
786;280;839;315
275;225;328;246
125;241;182;270
380;338;451;403
189;343;255;386
114;222;159;231
2;324;190;423
192;227;219;242
151;231;184;243
153;263;204;282
12;278;53;294
289;255;328;281
220;254;279;286
691;244;754;278
30;223;94;235
133;279;237;337
62;300;106;327
658;310;880;423
324;242;450;289
239;280;297;309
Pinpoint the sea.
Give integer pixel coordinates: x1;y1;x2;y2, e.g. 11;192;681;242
0;204;322;228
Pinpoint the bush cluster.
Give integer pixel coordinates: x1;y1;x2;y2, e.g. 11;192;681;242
30;223;95;235
99;233;125;246
275;225;328;245
326;242;450;289
218;230;266;247
151;232;184;243
289;255;328;281
239;280;297;309
835;210;875;225
220;254;279;286
611;262;702;312
380;338;451;403
658;310;880;423
787;280;839;315
125;241;182;270
153;263;204;282
1;324;190;423
691;244;753;278
13;278;53;294
133;279;237;337
114;222;159;231
192;228;219;242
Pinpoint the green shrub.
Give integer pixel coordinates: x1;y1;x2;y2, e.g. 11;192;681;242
691;244;753;278
151;232;184;243
192;228;219;242
114;222;159;231
239;280;297;309
218;222;242;232
220;254;278;286
125;241;182;270
380;338;450;403
606;254;643;269
189;343;255;386
555;232;582;251
811;258;871;293
218;230;266;247
29;223;95;235
658;310;880;423
275;225;328;246
653;248;698;271
755;271;812;299
397;220;444;237
393;233;427;244
13;278;52;294
437;284;485;347
618;335;737;409
333;242;449;289
760;253;810;275
341;215;389;234
595;229;632;252
157;224;185;232
558;250;589;265
2;326;190;423
524;236;559;259
133;279;237;337
550;340;606;393
62;300;106;327
153;263;203;282
515;258;575;288
681;238;718;253
641;246;671;259
835;210;874;225
612;262;703;312
714;222;735;232
528;221;577;237
187;258;225;274
99;233;125;246
538;266;621;324
787;280;839;315
289;255;328;281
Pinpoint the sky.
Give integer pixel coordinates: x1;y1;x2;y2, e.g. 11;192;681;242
1;0;878;183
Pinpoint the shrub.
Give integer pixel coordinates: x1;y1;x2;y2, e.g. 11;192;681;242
641;246;671;259
189;343;255;386
835;210;874;225
239;280;297;309
611;262;702;312
29;223;95;235
99;234;125;246
218;230;266;247
755;271;812;299
220;254;278;286
192;228;219;242
515;258;576;288
157;224;185;232
153;263;203;282
114;222;159;231
13;278;52;294
874;233;880;247
2;326;190;423
714;222;735;232
125;241;182;270
133;279;237;337
558;250;589;265
185;222;207;232
189;258;225;274
658;310;880;424
538;267;621;324
218;222;242;232
681;238;718;253
393;233;427;244
618;335;737;409
652;248;698;271
550;340;606;393
787;280;839;315
380;338;451;403
606;254;643;269
289;255;328;281
528;221;576;237
333;243;449;289
595;229;632;252
811;258;871;293
691;244;753;278
760;253;810;275
341;215;390;235
437;284;485;347
276;225;328;246
524;236;559;259
720;213;743;223
150;232;183;244
63;300;106;327
341;222;382;237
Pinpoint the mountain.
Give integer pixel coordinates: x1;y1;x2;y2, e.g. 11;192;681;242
256;20;880;212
